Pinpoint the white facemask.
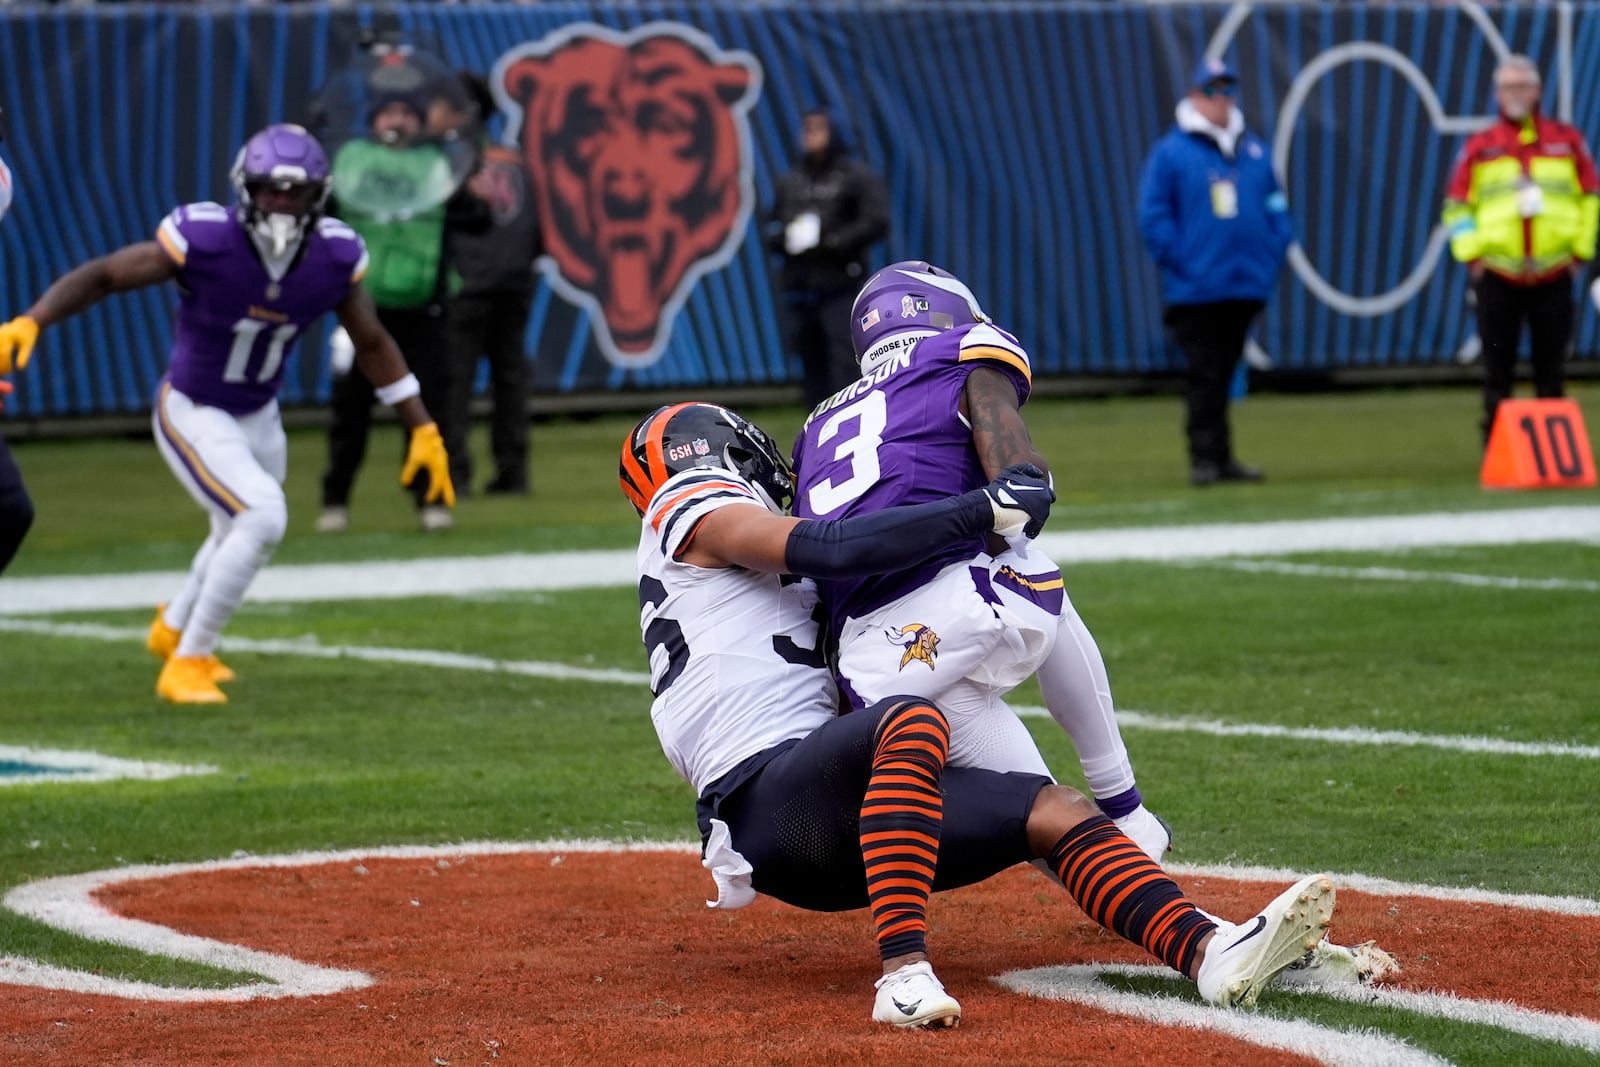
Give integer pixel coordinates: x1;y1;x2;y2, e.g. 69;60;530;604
254;212;302;257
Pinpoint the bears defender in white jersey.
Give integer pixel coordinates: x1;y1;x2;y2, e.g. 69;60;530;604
637;465;835;794
0;124;454;703
620;397;1050;825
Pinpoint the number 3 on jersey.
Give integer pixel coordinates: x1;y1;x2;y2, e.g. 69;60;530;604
806;391;887;515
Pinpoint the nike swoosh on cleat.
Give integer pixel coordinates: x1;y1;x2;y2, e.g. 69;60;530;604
1221;915;1267;953
892;998;922;1016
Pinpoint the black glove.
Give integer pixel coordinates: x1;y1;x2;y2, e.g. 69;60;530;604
982;463;1055;539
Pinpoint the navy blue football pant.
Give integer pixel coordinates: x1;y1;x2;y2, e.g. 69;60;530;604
696;697;1050;913
0;436;35;576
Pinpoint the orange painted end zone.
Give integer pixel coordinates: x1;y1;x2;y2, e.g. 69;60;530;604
1;853;1595;1066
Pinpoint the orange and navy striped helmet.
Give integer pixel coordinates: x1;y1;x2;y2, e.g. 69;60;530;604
619;402;794;517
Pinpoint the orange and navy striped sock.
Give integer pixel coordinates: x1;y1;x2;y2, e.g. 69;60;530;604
1047;815;1217;977
861;699;949;962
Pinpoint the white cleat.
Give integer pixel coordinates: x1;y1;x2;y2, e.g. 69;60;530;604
418;505;455;532
1277;935;1401;990
1196;873;1336;1008
315;506;349;533
1112;805;1172;861
872;961;961;1030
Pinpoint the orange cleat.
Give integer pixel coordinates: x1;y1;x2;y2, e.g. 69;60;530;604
156;655;228;705
146;604;180;660
147;606;236;682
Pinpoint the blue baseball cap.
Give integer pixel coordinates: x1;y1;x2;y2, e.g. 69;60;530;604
1191;57;1239;90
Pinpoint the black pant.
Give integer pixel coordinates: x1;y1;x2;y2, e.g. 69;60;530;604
321;303;451;510
1164;299;1264;467
0;436;34;576
1474;271;1572;444
444;289;535;492
781;286;859;411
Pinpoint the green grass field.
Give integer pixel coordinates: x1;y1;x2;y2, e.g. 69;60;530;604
2;385;1598;1065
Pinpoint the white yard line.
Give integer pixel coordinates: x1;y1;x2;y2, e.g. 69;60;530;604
1192;558;1600;592
999;964;1451;1067
4;619;1594;763
0;619;651;687
1010;707;1600;761
1000;960;1600;1063
3;505;1597;616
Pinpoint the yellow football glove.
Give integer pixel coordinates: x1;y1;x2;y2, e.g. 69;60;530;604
0;316;39;376
400;421;456;507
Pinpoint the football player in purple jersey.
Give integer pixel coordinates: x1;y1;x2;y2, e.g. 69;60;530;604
790;261;1172;860
0;124;454;704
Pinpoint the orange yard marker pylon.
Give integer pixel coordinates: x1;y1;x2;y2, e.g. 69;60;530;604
1480;398;1597;489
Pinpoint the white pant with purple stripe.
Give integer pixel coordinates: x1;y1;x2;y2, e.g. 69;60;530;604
835;549;1064;777
152;384;287;520
149;384;289;658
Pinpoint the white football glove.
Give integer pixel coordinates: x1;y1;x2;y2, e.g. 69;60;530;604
982;464;1055;541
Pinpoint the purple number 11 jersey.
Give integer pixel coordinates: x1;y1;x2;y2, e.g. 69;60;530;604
156;202;368;414
791;321;1034;631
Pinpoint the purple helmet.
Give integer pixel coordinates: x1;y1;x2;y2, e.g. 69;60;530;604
229;124;332;254
850;260;989;374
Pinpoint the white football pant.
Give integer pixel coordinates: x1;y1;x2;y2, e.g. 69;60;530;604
838;547;1141;798
151;384;288;658
836;550;1062;775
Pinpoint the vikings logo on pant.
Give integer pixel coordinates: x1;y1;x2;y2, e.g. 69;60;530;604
493;22;762;369
886;623;941;671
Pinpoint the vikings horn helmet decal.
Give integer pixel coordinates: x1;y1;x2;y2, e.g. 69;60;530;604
850;261;989;375
619;402;794;516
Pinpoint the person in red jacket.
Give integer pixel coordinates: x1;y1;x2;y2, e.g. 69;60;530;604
1442;55;1600;445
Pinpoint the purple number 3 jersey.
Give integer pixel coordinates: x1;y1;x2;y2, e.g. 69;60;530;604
156;202;368;414
791;321;1033;631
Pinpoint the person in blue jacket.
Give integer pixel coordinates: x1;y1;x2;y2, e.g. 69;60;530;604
1138;58;1293;486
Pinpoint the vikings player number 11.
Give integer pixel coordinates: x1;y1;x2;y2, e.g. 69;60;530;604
222;319;300;385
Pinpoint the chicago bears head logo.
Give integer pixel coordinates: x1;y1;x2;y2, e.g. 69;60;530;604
493;23;762;368
886;623;941;671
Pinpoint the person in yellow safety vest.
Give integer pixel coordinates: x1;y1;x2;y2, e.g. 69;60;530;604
1442;54;1600;446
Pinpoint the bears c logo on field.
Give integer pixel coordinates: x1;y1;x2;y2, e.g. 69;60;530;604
886;623;941;671
492;22;762;369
